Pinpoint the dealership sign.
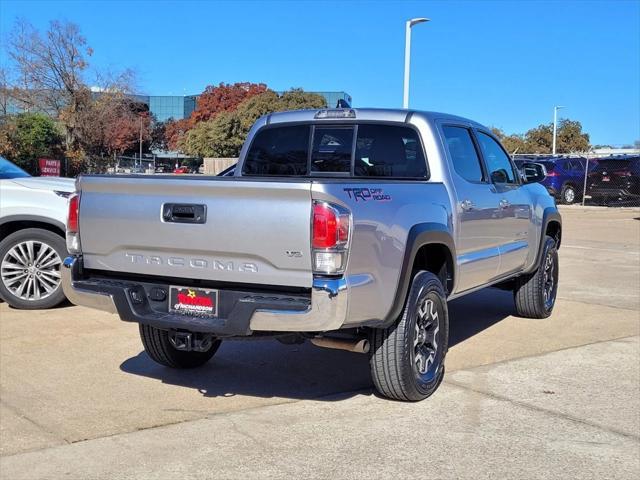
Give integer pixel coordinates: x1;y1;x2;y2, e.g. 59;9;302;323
38;158;61;176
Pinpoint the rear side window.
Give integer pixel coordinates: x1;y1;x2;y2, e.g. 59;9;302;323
355;124;427;177
442;126;484;182
243;125;310;176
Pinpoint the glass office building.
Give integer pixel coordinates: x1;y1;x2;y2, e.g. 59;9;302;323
144;91;351;122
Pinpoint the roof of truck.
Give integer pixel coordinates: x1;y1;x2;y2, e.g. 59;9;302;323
264;108;487;130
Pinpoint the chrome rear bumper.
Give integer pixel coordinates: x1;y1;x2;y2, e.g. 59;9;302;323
61;257;117;314
61;256;348;333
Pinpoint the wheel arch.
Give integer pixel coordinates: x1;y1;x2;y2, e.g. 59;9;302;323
524;208;561;274
381;223;456;327
0;216;65;241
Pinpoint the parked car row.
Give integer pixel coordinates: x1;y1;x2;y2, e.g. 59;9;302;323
514;155;640;204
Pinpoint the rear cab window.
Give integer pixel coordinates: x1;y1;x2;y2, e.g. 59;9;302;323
242;123;428;179
242;125;310;176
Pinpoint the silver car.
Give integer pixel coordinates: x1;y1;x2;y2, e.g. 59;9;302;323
0;157;74;309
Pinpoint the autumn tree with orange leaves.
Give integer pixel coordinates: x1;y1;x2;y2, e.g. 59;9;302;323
191;82;268;123
165;82;268;150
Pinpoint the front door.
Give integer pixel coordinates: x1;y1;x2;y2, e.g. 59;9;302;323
474;130;531;275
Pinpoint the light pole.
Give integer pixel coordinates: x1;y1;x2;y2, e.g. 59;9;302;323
403;17;429;109
552;105;565;155
139;116;144;170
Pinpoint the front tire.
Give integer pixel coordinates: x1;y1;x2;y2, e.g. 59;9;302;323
514;235;559;318
0;228;67;310
139;325;220;368
370;271;449;401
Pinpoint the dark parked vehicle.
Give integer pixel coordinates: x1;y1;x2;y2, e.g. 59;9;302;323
587;157;640;203
515;157;589;204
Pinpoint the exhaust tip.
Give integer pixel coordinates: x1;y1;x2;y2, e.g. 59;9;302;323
310;336;370;354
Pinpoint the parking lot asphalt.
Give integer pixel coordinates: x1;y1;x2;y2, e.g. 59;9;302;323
1;206;639;479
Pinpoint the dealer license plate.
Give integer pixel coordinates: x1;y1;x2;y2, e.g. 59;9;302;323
169;286;219;317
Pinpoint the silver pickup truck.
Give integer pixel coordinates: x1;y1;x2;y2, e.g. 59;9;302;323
62;108;561;401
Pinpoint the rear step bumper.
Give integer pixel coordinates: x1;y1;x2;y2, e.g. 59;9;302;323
61;256;348;335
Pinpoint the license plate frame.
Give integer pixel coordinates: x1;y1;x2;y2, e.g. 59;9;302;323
168;286;219;318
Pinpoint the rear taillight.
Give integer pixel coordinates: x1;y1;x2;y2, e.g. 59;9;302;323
546;171;559;176
67;194;79;233
312;201;350;275
66;193;81;254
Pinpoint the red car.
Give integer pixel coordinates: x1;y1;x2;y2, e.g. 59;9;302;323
173;166;190;174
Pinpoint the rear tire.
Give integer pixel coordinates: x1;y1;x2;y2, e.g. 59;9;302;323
369;271;449;401
560;184;578;204
139;325;220;368
513;236;559;318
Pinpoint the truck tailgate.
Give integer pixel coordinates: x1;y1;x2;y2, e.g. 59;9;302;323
77;176;313;287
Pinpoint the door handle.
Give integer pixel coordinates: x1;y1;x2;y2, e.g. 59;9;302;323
499;199;510;209
460;199;474;211
162;203;207;224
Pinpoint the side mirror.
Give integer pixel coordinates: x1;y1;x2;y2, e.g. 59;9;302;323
490;169;509;184
521;162;547;184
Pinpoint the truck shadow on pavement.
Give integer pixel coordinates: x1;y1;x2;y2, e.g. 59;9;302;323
119;288;514;400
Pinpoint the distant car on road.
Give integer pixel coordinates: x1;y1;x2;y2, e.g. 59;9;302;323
0;157;74;309
173;166;190;174
515;157;589;204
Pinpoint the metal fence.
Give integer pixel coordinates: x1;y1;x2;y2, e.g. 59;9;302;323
513;154;640;208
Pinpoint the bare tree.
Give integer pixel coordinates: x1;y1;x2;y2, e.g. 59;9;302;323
6;19;93;149
0;67;10;115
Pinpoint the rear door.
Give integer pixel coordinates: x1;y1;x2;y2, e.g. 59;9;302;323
440;125;502;292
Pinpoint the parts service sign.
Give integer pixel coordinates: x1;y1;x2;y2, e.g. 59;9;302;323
39;158;61;176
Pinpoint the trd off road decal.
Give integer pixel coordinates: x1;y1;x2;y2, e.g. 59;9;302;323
170;287;218;316
343;187;392;202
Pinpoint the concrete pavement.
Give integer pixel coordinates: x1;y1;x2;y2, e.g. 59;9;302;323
1;337;638;480
0;206;639;478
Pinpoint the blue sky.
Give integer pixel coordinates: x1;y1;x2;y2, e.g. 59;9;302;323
1;0;639;145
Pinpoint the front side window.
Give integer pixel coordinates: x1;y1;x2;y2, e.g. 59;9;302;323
442;126;484;182
243;125;310;176
355;124;427;177
476;131;518;184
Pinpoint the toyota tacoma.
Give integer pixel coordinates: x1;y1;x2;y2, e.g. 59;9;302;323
62;108;561;401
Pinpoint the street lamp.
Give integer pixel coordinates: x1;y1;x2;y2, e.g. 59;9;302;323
403;17;430;109
552;105;565;155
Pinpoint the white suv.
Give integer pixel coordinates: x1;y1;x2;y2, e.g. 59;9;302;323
0;157;74;309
